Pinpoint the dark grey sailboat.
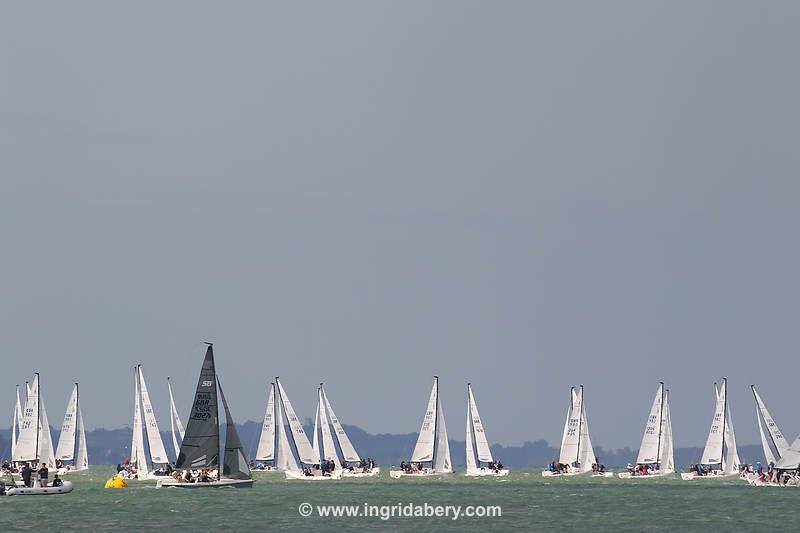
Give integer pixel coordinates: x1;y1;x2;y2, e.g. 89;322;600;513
157;343;254;488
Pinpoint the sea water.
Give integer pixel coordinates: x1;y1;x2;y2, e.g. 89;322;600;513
2;467;798;531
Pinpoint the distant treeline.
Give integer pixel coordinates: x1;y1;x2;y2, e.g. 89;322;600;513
0;423;766;469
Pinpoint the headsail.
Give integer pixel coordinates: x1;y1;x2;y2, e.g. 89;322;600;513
14;374;40;463
723;396;740;475
321;387;360;463
636;383;665;465
410;378;439;463
11;385;22;459
467;384;493;464
131;367;149;474
76;407;89;470
317;385;341;468
218;381;251;480
176;344;220;470
255;384;276;462
56;384;79;462
275;378;317;465
660;390;674;472
466;387;476;472
168;377;185;459
38;399;56;469
274;383;299;472
432;384;452;473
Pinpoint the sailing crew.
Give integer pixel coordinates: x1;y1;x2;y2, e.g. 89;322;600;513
37;463;49;488
51;474;63;487
21;463;33;487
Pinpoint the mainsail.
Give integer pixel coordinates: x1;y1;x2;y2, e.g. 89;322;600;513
130;367;149;474
321;386;360;463
700;380;727;465
14;374;40;463
76;407;89;469
275;378;317;465
752;385;789;463
11;385;22;459
274;383;299;472
137;366;169;465
660;390;674;471
56;384;79;462
255;383;276;462
176;344;220;470
411;378;439;463
218;381;251;480
168;377;185;459
559;387;581;466
636;383;665;465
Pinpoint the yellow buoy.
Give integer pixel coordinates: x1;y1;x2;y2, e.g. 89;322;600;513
104;475;128;489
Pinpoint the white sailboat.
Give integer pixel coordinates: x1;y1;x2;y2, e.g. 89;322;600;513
752;385;789;465
465;383;507;477
543;385;611;477
167;377;185;461
252;383;278;472
126;365;171;479
319;383;379;477
158;343;254;488
55;383;89;474
390;376;452;478
681;378;740;480
618;384;674;479
274;378;343;480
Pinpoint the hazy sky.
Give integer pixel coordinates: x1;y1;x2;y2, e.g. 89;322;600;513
2;1;799;451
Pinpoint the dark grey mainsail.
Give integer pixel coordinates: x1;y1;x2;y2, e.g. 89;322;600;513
219;381;252;480
176;344;219;470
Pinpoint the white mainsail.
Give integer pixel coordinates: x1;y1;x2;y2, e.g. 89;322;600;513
275;378;317;465
321;387;360;463
274;381;300;472
636;383;665;465
14;375;40;463
700;380;726;465
130;368;150;474
559;388;581;466
411;378;439;463
255;384;276;462
317;386;341;468
137;366;169;465
776;436;800;470
168;377;185;459
752;385;789;463
56;384;79;462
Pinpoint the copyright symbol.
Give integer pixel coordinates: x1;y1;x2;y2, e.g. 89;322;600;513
298;502;313;517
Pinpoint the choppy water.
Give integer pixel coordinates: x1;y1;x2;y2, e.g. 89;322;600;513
2;467;798;531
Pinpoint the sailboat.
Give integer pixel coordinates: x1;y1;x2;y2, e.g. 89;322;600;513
318;383;379;477
542;385;612;477
618;383;674;478
752;385;790;465
9;373;73;495
390;376;452;478
681;378;740;480
157;343;254;488
252;383;278;472
275;378;343;480
465;383;507;477
55;383;89;474
167;377;185;461
126;365;171;480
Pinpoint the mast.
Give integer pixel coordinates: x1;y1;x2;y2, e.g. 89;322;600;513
432;376;438;467
204;342;221;480
75;382;79;460
35;373;40;465
720;378;727;469
656;382;664;467
467;383;473;466
576;385;583;466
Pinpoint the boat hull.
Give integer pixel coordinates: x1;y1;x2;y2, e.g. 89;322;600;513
389;469;452;479
285;469;344;481
465;468;509;477
342;467;380;478
618;470;675;479
156;478;254;488
680;472;739;481
5;481;74;496
541;470;590;477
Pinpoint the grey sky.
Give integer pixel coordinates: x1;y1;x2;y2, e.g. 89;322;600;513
2;1;799;450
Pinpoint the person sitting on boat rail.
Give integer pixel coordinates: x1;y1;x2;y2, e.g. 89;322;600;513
199;469;211;483
51;474;63;487
183;470;194;483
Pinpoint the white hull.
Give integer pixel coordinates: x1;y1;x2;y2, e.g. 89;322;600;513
542;470;590;477
342;467;381;478
56;467;89;476
390;468;452;479
618;470;675;479
680;471;739;481
465;468;509;477
5;481;73;496
592;472;615;477
285;469;344;481
156;478;254;488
